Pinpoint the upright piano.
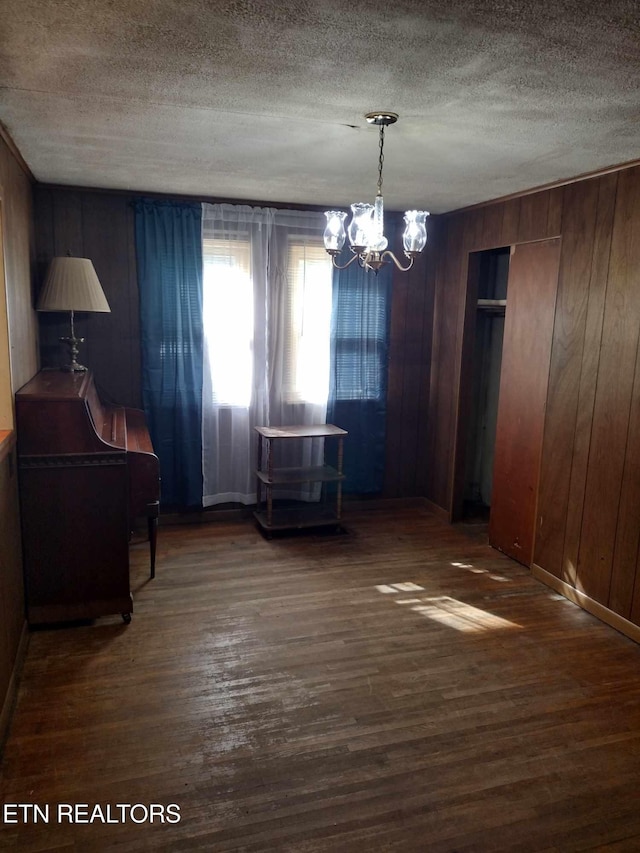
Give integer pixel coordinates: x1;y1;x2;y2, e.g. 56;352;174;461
15;369;160;625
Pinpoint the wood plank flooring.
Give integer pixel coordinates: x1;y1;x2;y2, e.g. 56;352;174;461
2;504;640;851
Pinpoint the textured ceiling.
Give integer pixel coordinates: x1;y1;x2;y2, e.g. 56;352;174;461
0;0;638;213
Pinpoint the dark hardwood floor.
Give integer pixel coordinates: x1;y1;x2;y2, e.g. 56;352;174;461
2;503;640;852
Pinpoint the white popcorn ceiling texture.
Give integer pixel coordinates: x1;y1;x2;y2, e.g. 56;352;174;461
0;0;637;212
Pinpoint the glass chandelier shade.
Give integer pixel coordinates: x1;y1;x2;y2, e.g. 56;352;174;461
323;113;429;273
323;210;347;252
402;210;429;254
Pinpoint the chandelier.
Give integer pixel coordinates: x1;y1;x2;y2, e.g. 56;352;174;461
323;112;429;273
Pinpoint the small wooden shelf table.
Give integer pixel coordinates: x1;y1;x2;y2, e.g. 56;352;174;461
254;424;347;534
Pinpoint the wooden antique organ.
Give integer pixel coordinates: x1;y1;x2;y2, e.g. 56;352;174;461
15;369;160;624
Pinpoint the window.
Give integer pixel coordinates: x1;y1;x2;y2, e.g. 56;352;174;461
283;241;333;405
333;276;388;401
201;204;332;507
202;236;252;407
203;233;332;409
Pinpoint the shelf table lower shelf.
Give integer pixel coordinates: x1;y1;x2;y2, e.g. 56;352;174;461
253;504;343;533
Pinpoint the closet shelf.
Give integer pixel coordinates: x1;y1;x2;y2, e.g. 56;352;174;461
477;298;507;313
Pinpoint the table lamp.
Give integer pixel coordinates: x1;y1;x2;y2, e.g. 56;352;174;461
37;256;111;372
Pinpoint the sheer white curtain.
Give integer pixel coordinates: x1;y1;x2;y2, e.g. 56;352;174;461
202;203;332;507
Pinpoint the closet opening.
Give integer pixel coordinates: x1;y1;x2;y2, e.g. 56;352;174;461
461;246;510;523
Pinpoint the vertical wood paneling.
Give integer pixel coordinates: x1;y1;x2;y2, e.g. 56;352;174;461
518;191;550;242
0;450;15;707
560;174;617;583
52;189;84;254
500;198;521;245
426;215;467;508
1;159;37;395
489;239;560;566
533;179;600;575
33;186;55;371
450;250;481;520
0;135;33;741
424;217;449;503
413;246;435;497
445;212;479;508
35;188;142;408
547;187;564;237
630;528;640;625
602;170;640;615
402;257;431;494
480;203;506;249
0;206;12;430
126;201;142;406
81;192;141;407
408;248;434;496
0;445;24;695
631;564;640;626
385;243;411;498
466;204;485;252
39;191;84;366
33;188;54;297
577;167;640;603
610;337;640;616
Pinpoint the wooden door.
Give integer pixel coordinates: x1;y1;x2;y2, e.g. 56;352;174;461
489;238;561;566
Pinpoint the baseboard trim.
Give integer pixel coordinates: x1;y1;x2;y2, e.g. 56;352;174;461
0;620;29;753
531;563;640;644
159;496;438;526
422;498;451;523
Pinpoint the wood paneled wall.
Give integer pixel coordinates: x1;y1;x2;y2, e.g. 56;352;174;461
0;132;35;746
385;227;436;498
0;439;26;744
33;186;437;497
0;138;38;394
426;163;640;631
34;188;141;408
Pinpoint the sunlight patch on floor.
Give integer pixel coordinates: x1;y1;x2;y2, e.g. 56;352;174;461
375;582;425;594
376;583;521;633
402;596;521;632
452;561;511;583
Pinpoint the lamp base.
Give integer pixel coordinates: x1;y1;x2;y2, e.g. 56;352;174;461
61;361;88;373
59;334;87;373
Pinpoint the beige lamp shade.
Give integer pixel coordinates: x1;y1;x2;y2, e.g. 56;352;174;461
37;257;111;313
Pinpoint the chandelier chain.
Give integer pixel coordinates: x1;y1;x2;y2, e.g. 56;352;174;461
377;125;385;196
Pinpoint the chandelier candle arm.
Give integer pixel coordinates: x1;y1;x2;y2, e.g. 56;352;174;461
329;251;362;271
380;250;415;272
323;112;429;274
